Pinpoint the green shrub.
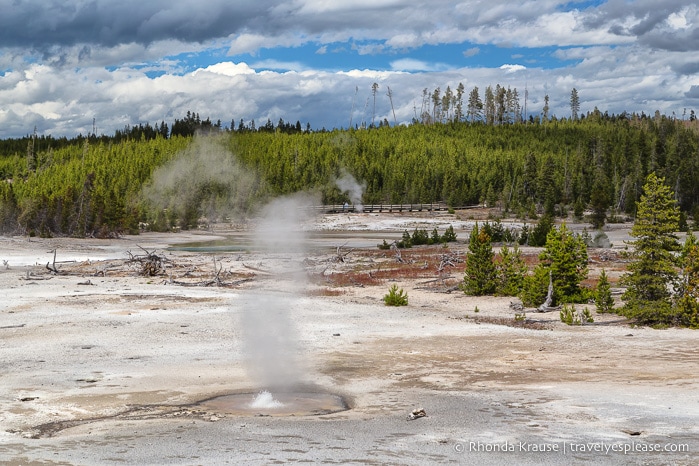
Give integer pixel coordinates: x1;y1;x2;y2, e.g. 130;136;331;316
560;304;594;325
384;284;408;306
411;228;429;246
442;225;457;242
430;228;441;245
397;230;413;248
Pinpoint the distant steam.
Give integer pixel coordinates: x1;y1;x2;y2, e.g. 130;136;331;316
142;135;262;227
239;192;319;390
255;191;318;255
335;169;365;212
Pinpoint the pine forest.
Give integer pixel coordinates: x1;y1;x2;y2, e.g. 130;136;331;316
0;106;698;237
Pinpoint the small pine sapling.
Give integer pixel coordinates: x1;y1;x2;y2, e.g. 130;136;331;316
384;284;408;306
595;269;614;313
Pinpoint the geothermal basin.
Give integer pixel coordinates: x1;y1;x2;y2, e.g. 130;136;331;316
1;215;698;465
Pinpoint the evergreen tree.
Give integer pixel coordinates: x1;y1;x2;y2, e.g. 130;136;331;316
463;223;497;295
495;243;527;296
595;269;614;312
455;82;465;122
538;223;589;304
570;88;580;121
620;173;681;325
675;231;699;327
523;223;589;306
484;86;495;125
528;213;554;247
520;266;551;307
589;174;610;229
467;86;482;123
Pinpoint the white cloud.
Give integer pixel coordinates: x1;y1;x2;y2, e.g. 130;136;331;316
463;47;480;58
0;1;697;137
667;10;690;30
500;64;527;73
390;59;452;72
250;60;309;72
195;62;256;76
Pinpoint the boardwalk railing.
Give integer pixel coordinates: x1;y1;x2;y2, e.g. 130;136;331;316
309;202;481;213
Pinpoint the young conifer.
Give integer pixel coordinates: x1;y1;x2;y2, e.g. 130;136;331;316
595;269;614;313
620;173;680;325
463;223;497;295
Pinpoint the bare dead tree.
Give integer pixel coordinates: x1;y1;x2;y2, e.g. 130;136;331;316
390;241;404;263
371;82;379;127
537;270;560;312
349;86;358;128
333;242;353;263
386;86;397;126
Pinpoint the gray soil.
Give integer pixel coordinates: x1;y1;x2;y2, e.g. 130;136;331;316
0;212;697;465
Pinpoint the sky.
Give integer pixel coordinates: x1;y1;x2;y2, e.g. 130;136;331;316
0;0;697;138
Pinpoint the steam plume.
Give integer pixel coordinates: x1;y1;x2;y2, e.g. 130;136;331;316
143;135;262;226
240;192;319;390
335;169;365;212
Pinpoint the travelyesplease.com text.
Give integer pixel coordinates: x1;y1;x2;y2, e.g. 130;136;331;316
454;440;689;455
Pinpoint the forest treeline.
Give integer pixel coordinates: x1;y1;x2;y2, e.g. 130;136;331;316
0;109;698;237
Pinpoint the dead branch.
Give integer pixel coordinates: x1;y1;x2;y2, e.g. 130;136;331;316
0;323;26;329
509;301;524;312
21;270;52;281
243;263;272;274
167;276;254;288
437;252;463;272
126;246;171;277
166;256;254;288
333;242;353;263
390;241;404;263
211;255;223;286
46;249;59;274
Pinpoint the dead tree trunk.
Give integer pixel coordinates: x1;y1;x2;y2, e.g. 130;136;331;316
537;270;560;312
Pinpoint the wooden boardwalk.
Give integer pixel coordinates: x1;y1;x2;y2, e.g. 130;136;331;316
310;203;481;213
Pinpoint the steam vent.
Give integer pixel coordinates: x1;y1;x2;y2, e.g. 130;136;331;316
198;390;350;417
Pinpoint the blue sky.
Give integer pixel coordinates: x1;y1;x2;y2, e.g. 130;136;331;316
158;41;570;76
0;0;697;138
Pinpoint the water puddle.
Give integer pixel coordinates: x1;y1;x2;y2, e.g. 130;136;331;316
199;391;349;416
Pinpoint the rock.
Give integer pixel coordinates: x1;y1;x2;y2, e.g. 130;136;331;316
407;407;427;420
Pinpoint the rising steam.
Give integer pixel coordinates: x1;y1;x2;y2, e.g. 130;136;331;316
142;135;262;227
239;191;319;391
335;169;365;212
